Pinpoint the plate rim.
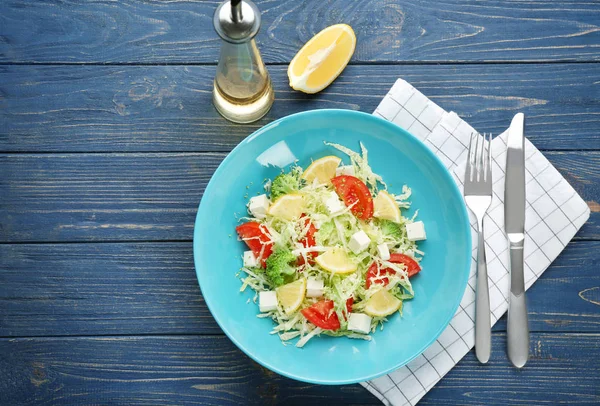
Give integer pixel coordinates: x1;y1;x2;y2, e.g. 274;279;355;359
193;108;472;385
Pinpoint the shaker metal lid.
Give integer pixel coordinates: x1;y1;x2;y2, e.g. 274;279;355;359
214;0;261;43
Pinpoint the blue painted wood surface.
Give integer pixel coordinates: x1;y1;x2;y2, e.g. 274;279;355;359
0;152;598;243
1;0;599;404
1;64;599;152
1;334;599;405
1;241;599;337
1;0;599;63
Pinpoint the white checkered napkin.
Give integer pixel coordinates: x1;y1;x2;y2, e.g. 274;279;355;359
362;79;591;406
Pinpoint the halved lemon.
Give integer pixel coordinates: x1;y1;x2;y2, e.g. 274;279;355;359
364;289;402;317
373;190;401;223
276;278;307;314
288;24;356;94
302;155;342;184
267;193;305;220
315;247;357;274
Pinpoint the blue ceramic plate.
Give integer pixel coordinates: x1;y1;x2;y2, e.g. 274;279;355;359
194;109;471;385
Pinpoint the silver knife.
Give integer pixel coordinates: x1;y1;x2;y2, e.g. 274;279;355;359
504;113;529;368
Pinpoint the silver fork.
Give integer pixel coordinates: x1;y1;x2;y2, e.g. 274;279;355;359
464;132;493;364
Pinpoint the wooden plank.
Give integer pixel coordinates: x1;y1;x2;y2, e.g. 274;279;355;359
1;64;599;152
0;152;221;243
1;151;597;243
1;0;599;63
0;333;598;405
0;242;220;337
491;240;600;332
0;335;379;406
1;241;598;337
0;151;595;243
547;151;600;241
419;333;600;405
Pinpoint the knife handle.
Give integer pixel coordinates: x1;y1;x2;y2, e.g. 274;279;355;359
507;236;529;368
475;220;491;364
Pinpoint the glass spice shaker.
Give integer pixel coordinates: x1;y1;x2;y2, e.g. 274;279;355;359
213;0;274;123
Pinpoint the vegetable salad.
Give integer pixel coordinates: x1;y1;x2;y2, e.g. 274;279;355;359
235;142;427;347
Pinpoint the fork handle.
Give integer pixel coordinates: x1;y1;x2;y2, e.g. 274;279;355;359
475;219;491;363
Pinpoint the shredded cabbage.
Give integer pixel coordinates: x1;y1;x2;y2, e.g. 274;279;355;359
235;142;425;347
296;327;323;348
325;141;386;192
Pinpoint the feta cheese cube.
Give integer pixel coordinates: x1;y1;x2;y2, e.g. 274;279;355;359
376;243;390;261
248;194;270;219
349;230;371;254
243;250;258;267
325;191;345;215
406;221;427;241
258;291;278;312
335;165;355;177
306;278;324;298
347;313;372;334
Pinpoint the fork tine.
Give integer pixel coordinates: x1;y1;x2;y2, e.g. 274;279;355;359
466;132;476;182
475;131;483;182
484;133;492;181
482;133;488;182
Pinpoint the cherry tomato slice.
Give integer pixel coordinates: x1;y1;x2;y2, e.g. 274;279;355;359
331;175;374;220
365;264;393;289
343;297;354;321
301;298;355;328
235;221;273;268
299;216;317;247
297;216;318;266
365;253;422;289
346;297;354;314
301;300;340;330
390;253;421;278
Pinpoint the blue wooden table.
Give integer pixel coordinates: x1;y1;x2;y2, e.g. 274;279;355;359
1;1;599;404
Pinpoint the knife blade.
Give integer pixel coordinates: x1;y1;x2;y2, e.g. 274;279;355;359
504;112;529;368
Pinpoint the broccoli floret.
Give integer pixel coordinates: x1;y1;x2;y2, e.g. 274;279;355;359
270;167;304;200
265;246;297;287
378;219;403;240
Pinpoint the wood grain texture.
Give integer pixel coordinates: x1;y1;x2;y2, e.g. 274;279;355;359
491;241;600;332
0;152;221;242
2;64;599;153
1;241;599;337
1;0;599;63
0;335;378;406
1;333;598;405
419;333;600;405
1;1;599;403
0;152;597;243
0;242;218;337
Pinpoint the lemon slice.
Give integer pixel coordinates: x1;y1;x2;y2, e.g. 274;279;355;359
364;289;402;317
302;155;342;184
288;24;356;94
315;247;357;274
373;190;401;223
276;278;307;314
267;193;305;220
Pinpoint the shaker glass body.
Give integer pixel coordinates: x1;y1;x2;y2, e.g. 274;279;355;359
213;39;274;123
